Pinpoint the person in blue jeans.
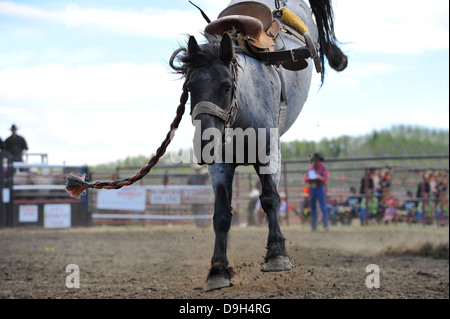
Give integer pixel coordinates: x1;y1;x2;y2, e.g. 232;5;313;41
303;153;330;231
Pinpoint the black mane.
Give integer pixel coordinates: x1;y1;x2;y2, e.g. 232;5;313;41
174;33;245;77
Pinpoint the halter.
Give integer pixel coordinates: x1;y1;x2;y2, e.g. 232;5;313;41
190;57;239;128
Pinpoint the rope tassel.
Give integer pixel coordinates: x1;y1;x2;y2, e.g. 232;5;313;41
65;87;189;199
65;174;90;199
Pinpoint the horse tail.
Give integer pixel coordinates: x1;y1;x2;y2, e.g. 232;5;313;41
309;0;348;82
65;87;189;199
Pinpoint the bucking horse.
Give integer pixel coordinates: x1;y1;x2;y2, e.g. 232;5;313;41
66;0;347;291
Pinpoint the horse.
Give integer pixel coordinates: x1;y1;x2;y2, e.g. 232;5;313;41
171;0;347;291
65;0;347;292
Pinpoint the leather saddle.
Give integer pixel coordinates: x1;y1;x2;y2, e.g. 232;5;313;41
204;1;313;71
205;1;280;51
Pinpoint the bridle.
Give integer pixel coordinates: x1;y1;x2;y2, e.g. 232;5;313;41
190;57;239;128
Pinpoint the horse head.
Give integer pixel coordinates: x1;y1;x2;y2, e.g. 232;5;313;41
180;33;239;165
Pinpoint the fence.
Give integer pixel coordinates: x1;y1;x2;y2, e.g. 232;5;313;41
89;154;449;227
2;152;448;228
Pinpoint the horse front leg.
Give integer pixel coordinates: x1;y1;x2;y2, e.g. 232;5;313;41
257;172;293;272
205;163;236;291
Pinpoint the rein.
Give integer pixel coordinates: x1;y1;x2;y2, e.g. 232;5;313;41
66;41;238;200
65;82;190;199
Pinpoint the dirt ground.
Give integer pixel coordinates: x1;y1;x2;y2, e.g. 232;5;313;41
0;224;448;300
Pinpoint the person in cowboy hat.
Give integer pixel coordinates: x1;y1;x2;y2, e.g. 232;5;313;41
302;153;330;231
4;124;28;163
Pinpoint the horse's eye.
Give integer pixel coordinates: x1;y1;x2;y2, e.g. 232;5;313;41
224;86;232;94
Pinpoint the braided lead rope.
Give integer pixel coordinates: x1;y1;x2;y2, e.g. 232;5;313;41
65;85;189;199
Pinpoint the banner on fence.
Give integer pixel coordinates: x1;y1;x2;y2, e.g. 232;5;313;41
19;205;39;223
44;204;71;229
150;188;182;205
183;187;214;204
97;187;147;211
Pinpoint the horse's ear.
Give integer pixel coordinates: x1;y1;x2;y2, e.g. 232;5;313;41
219;32;234;64
188;36;200;55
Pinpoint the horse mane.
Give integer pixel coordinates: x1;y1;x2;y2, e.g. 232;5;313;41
173;32;245;77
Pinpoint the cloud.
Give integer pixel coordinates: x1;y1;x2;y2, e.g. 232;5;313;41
332;0;449;54
0;61;191;165
2;0;448;53
0;62;182;102
0;1;209;39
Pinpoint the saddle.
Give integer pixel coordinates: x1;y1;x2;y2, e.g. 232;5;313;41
205;1;280;51
204;1;319;71
205;15;279;50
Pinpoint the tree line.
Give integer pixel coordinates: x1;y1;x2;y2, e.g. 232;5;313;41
90;125;449;171
280;125;449;160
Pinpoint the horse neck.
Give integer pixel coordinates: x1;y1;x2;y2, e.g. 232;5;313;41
232;53;281;130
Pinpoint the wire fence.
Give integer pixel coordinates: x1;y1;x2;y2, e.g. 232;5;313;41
2;153;448;228
88;154;449;227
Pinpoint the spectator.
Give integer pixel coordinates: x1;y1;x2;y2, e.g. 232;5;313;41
402;190;417;224
437;196;449;226
416;171;430;199
359;167;375;196
380;187;397;224
436;170;448;197
380;166;392;193
326;197;338;226
4;124;29;172
278;191;294;226
4;124;28;163
360;190;379;225
416;171;431;224
417;198;433;224
298;186;311;225
302;153;329;231
342;186;360;225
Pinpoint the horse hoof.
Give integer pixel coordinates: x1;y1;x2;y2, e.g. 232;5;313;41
205;275;232;292
262;256;293;272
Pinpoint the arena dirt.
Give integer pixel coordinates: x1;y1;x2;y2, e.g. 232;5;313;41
0;224;448;299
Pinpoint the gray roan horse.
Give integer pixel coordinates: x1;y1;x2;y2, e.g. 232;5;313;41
65;0;347;292
171;0;347;291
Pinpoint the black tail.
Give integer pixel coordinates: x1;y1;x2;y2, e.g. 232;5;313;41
309;0;347;83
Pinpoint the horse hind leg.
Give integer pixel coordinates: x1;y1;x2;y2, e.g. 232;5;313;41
258;174;293;272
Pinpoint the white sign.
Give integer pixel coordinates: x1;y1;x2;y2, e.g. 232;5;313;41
97;187;146;211
308;170;318;180
183;187;214;204
19;205;39;223
150;188;182;205
44;204;71;229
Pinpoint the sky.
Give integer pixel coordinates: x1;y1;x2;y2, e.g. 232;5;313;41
0;0;448;166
